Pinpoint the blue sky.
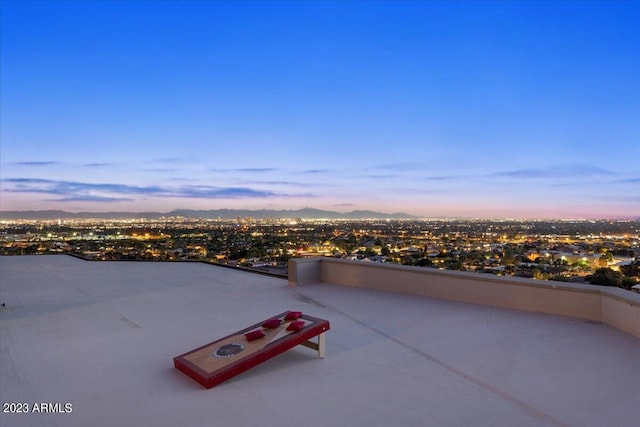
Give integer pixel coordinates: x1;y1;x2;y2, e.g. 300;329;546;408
1;0;638;218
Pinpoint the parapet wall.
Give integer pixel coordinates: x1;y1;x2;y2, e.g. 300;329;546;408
289;257;640;339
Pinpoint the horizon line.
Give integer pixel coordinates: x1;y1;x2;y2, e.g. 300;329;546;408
0;208;637;222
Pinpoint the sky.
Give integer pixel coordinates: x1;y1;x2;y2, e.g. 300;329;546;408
1;0;638;219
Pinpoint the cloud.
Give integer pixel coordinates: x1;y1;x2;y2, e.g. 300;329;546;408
53;195;134;202
144;168;182;173
2;178;312;202
246;180;298;185
301;169;331;174
174;185;279;199
489;164;615;179
4;178;52;185
209;167;334;175
359;172;467;181
148;157;190;164
613;177;640;184
236;168;278;173
243;180;319;187
3;178;165;197
210;167;280;173
8;161;118;168
362;174;396;179
173;185;316;199
83;162;113;167
369;162;425;171
13;161;61;167
424;175;462;181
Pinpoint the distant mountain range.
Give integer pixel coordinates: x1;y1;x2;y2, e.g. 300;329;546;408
0;208;417;220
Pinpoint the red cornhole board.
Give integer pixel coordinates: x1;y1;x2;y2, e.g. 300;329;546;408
173;311;330;389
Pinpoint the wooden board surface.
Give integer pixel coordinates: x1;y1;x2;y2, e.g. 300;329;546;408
174;311;330;388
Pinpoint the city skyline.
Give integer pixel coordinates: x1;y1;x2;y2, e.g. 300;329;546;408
1;1;639;219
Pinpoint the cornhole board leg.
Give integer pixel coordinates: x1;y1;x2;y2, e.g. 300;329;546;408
299;332;326;358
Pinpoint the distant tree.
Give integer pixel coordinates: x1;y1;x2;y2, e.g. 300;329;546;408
503;253;517;266
247;247;263;259
620;276;638;290
553;258;568;266
588;268;623;287
23;245;38;255
280;253;291;263
358;248;377;257
416;258;433;267
445;260;463;270
620;262;640;279
612;249;635;257
598;252;613;267
401;256;416;266
532;269;546;280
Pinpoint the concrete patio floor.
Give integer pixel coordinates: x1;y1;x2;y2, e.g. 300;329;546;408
1;255;638;427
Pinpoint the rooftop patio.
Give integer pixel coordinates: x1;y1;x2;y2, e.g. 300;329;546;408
1;255;638;427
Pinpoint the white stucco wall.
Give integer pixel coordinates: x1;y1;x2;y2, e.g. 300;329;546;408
289;257;640;338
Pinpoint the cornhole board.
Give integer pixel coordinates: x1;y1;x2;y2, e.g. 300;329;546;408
173;311;330;389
